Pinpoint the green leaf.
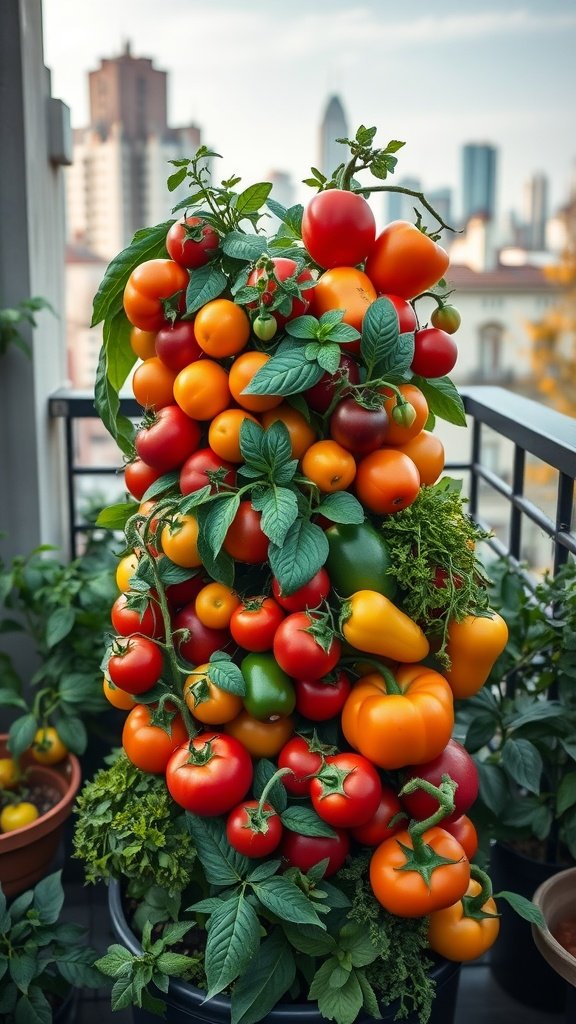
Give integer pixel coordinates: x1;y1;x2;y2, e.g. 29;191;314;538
202;493;241;558
501;738;542;794
33;870;64;924
221;232;268;262
91;221;173;326
495;891;546;927
316;343;342;374
360;297;407;377
281;922;337;957
339;922;377;967
205;893;261;998
96;501;138;530
8;714;38;759
247;860;282;883
285;315;320;340
9;954;37;994
208;657;246;696
95;945;136;978
506;701;564;730
167;167;187;191
251;486;299;546
251;876;325;927
465;713;497;753
315;492;365;525
94;336;136;456
357;971;381;1018
155;951;197;977
244;343;324;397
310;961;364;1024
184;814;250;886
14;987;52;1024
280;805;337;838
231;929;296;1024
411;375;467;426
557;774;576;815
268;519;329;595
53;715;87;755
185;265;227;315
57;949;105;988
0;689;27;709
235;183;273;217
477;762;510;815
253;759;288;813
45;606;76;648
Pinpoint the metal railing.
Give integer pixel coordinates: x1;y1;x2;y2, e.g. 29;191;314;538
49;386;576;569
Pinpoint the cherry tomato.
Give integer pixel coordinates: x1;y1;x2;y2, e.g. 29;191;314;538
132;357;177;410
273;611;341;681
183;664;243;725
123;259;188;332
107;635;164;695
370;825;470;917
31;727;68;765
165;216;219;269
280;828;350;878
226;801;283;858
179;448;236;496
271;568;330;613
161;514;202;569
302;190;376;270
260;404;317;460
1;803;39;832
329;398;389;456
442;815;479;860
395;431;445;486
294;671;351;721
166;732;253;815
401;739;480;824
355;449;420;515
110;592;163;639
252;314;277;342
431;304;461;335
208;408;259;463
225;711;294;758
124;459;162;502
301;440;356;493
194;299;250;358
381;384;429;446
173;359;231;421
135;405;201;473
103;676;136;711
351;787;405;847
230;597;284;652
155;321;203;371
379;294;417;333
228;351;283;413
278;735;325;797
411;328;458;378
310;752;382;828
130;327;158;361
247;257;314;326
428;879;500;961
312;267;377;336
116;553;140;592
365;222;449;301
195;583;240;629
122;704;188;773
173;602;231;666
223;502;269;564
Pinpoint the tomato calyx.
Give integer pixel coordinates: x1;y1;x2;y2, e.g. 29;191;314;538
393;774;463;887
161;289;186;325
183;735;218;767
461;865;500;922
313;760;355;799
302;609;338;655
238;800;279;835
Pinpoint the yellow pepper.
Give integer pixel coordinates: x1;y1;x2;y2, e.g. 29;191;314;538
443;610;509;698
341;590;430;664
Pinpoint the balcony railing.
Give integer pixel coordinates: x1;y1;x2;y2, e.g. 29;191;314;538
49;386;576;576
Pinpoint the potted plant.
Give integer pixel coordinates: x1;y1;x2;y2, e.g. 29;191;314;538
73;124;542;1024
0;869;104;1022
455;556;576;1011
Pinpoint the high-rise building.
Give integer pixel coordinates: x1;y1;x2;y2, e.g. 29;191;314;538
461;143;497;224
385;177;422;224
523;173;549;251
319;96;349;179
66;43;202;260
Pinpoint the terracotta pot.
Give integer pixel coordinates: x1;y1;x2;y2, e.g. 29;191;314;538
0;734;81;897
532;866;576;989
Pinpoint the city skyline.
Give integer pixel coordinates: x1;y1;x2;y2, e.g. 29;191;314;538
42;0;576;224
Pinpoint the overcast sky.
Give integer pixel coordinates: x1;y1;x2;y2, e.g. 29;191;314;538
42;0;576;224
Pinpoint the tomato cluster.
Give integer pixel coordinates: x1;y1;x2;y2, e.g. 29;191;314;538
101;188;504;961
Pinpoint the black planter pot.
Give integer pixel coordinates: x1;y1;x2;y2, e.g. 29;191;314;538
108;880;461;1024
489;840;568;1013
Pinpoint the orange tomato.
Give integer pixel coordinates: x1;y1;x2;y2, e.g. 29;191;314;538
183;663;243;724
194;299;251;358
195;583;240;629
395;431;445;486
161;514;202;568
301;440;356;493
116;552;140;592
312;267;377;333
228;351;283;413
261;404;317;459
130;327;157;361
356;449;420;514
381;384;429;445
225;710;294;758
365;221;450;300
103;676;136;710
208;408;260;463
132;357;177;410
173;359;231;420
123;259;188;332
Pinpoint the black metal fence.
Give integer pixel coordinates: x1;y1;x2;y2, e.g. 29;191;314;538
49;385;575;571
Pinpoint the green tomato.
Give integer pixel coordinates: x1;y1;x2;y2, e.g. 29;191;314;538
430;304;461;335
252;314;278;342
241;652;296;721
325;522;397;600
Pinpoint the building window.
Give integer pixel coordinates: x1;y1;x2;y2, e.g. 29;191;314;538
477;321;504;379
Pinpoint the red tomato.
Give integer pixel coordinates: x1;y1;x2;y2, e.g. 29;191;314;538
351;787;405;847
124;459;162;501
173;603;231;666
329;398;389;456
280;828;350;878
165;217;219;269
302;190;376;270
310;752;382;828
179;448;236;495
123;259;189;332
110;593;163;640
271;568;330;613
401;739;480;824
273;612;341;681
247;257;314;326
226;801;283;857
278;735;325;797
135;405;201;473
223;502;269;564
379;294;418;333
122;704;188;774
229;597;284;652
305;354;360;414
107;635;163;695
166;574;206;611
294;671;351;721
155;322;203;372
365;221;449;300
442;815;479;860
165;732;253;815
411;328;458;378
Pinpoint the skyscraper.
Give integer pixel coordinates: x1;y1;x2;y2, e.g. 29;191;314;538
66;44;202;260
523;173;549;251
461;143;497;224
386;177;422;224
319;96;349;179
